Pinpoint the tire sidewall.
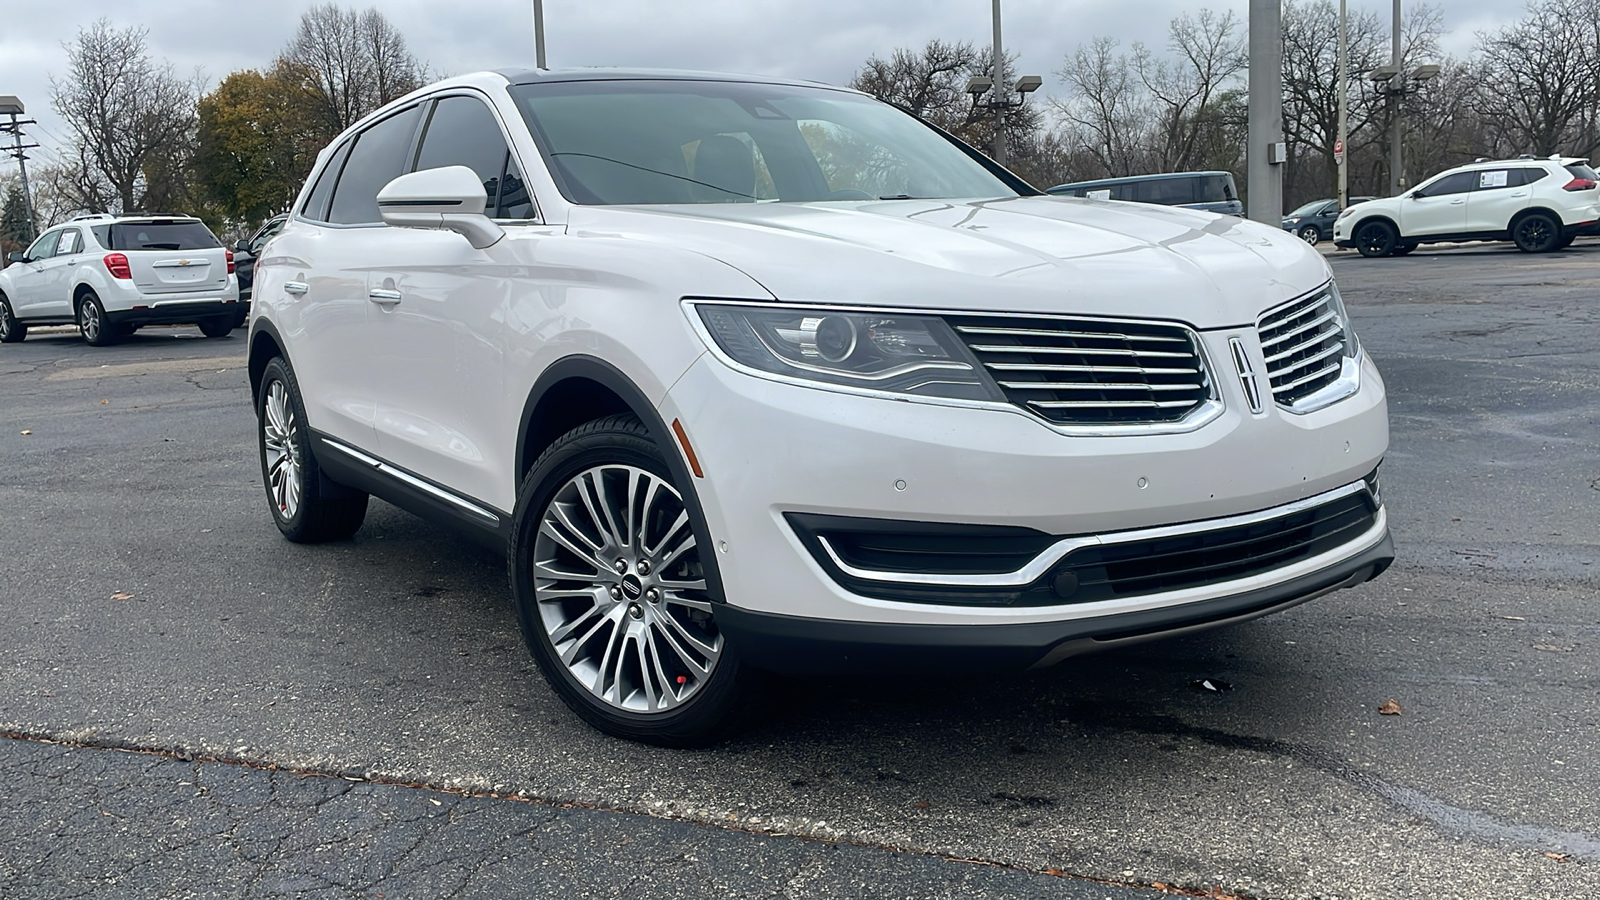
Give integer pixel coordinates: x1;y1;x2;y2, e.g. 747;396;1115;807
1356;221;1396;258
257;357;316;538
509;420;745;744
1298;225;1320;245
0;296;20;343
1514;214;1559;253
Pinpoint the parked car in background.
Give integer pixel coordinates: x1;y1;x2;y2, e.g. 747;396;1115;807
1282;197;1376;245
1334;157;1600;257
249;69;1391;744
233;213;288;308
1046;171;1244;216
0;213;240;345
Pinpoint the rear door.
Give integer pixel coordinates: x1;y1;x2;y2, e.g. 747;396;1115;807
9;229;61;317
1464;167;1535;233
1399;171;1475;237
109;220;229;296
37;227;84;318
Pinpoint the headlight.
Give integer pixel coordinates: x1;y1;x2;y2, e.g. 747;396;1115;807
1337;207;1356;220
689;301;1004;402
1326;282;1361;358
1284;217;1300;224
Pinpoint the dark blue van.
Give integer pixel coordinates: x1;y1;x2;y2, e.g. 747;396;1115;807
1045;171;1244;216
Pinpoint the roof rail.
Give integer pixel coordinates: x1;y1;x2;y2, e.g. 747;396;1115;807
69;213;116;222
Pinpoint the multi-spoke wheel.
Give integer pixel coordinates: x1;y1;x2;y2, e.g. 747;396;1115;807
77;291;116;346
0;295;24;343
512;414;754;745
1354;220;1397;258
1298;225;1321;245
256;357;368;542
1512;213;1560;253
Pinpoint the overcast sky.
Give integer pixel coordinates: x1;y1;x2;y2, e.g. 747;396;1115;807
1;1;1520;161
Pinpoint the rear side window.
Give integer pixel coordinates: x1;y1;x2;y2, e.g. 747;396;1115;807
415;96;529;218
102;221;221;251
1134;178;1196;205
1195;174;1236;203
55;229;83;255
1565;162;1599;181
329;105;424;225
302;141;354;223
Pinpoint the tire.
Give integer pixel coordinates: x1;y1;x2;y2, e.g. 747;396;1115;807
1392;243;1417;256
77;291;117;346
1512;213;1561;253
509;413;756;746
257;356;368;543
1555;234;1576;250
1297;225;1321;245
198;317;234;338
0;296;24;343
1354;220;1397;258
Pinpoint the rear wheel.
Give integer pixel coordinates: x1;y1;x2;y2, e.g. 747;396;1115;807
1512;213;1561;253
77;292;117;346
198;318;234;338
510;414;756;746
1555;233;1576;250
1354;220;1397;258
0;296;24;343
1297;225;1321;245
257;357;368;542
1392;243;1417;256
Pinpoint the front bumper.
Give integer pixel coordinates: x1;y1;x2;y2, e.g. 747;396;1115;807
661;327;1389;633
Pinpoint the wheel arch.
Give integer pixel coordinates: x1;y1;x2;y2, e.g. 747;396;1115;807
1352;215;1401;238
1508;206;1562;230
72;282;99;307
248;318;291;404
515;355;726;604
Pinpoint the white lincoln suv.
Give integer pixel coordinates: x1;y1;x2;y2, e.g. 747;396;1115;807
1333;156;1600;256
248;70;1393;744
0;213;241;345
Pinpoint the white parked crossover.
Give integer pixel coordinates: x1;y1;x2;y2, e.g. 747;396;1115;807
1333;156;1600;256
0;214;241;345
248;70;1393;744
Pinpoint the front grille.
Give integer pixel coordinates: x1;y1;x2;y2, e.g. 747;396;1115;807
1053;489;1378;604
1258;287;1348;407
946;315;1211;426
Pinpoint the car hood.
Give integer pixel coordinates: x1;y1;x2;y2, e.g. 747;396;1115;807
566;196;1331;327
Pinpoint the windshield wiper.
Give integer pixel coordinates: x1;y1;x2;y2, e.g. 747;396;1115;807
877;195;925;200
140;243;183;250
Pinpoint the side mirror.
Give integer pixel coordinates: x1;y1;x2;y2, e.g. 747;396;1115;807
7;252;25;264
233;241;251;255
377;166;504;250
1409;190;1426;199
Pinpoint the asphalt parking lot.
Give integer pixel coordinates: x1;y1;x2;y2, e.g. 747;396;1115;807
2;240;1597;899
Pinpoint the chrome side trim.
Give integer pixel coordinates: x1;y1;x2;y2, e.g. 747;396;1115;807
320;439;501;524
814;479;1376;588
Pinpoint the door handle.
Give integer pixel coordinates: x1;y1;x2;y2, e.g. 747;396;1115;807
1450;199;1465;205
283;281;309;296
368;288;402;306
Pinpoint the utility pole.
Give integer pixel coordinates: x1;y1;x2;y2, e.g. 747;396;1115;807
1337;0;1349;209
1389;0;1403;196
533;0;548;69
0;96;39;242
991;0;1006;168
1246;0;1285;224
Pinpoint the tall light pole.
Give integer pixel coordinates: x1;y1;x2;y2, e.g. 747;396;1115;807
991;0;1007;167
1388;0;1402;196
1246;0;1285;223
533;0;548;69
0;96;38;242
1337;0;1349;210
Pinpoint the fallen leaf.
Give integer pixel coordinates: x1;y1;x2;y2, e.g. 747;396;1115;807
1533;644;1571;653
912;800;930;809
1500;615;1526;621
19;430;31;435
1378;699;1402;716
1192;678;1234;693
101;399;108;405
109;592;134;600
1545;852;1571;862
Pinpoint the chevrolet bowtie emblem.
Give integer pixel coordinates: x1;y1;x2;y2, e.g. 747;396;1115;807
178;259;191;266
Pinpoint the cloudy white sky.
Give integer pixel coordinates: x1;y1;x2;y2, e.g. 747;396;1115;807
1;0;1521;160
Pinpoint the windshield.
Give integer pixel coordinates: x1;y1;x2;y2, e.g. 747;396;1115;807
1289;200;1328;216
509;80;1019;205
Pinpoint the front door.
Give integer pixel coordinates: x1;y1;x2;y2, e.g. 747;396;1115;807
10;229;61;317
1399;171;1475;237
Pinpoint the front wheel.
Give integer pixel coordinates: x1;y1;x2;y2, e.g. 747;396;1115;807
510;414;755;746
77;292;117;346
1298;225;1321;245
1354;221;1397;258
1513;213;1561;253
0;296;24;343
257;357;368;542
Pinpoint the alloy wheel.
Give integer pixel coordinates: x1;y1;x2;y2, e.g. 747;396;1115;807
1298;226;1320;245
533;464;721;714
0;305;11;341
262;380;303;520
1517;216;1555;251
79;300;100;343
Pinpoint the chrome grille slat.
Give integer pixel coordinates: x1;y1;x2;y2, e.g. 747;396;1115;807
947;315;1212;426
1258;287;1349;407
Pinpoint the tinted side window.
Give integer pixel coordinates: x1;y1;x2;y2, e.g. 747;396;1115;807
1421;172;1476;196
90;225;111;248
1196;174;1235;202
303;141;353;222
1135;178;1196;205
416;96;515;216
328;104;423;225
26;230;60;260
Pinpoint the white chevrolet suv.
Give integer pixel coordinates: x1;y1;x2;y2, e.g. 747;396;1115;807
0;213;241;346
248;70;1393;744
1334;156;1600;256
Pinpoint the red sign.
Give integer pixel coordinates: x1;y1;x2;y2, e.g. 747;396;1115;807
1334;139;1344;154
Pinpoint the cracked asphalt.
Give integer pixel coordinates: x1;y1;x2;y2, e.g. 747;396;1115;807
1;241;1597;899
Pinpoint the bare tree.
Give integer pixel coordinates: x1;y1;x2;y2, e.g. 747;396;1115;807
49;19;200;214
1134;9;1246;171
278;3;425;142
1474;0;1600;157
1053;37;1152;177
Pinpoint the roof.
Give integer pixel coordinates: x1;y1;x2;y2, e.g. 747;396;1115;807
492;66;846;92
